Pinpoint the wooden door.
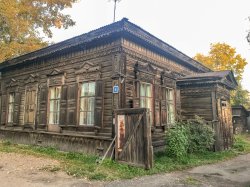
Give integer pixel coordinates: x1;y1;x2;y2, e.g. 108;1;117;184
24;90;37;125
220;100;233;149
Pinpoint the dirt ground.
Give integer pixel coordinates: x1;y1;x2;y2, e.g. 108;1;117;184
0;152;250;187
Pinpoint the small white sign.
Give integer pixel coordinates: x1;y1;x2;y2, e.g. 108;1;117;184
113;85;119;93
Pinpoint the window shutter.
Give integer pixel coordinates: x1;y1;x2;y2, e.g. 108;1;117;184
94;80;104;128
1;95;7;125
38;87;48;125
154;84;160;126
59;85;68;125
13;92;21;125
161;87;167;126
67;83;78;125
133;81;140;108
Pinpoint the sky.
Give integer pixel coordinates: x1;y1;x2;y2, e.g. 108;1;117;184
50;0;250;91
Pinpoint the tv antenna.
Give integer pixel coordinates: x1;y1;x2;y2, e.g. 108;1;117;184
110;0;122;22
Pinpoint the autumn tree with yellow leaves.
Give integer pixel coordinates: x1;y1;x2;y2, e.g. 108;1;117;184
194;42;249;108
0;0;78;62
194;42;247;82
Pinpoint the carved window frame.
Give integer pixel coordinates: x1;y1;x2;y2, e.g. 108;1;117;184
79;81;96;126
75;61;101;83
75;61;102;128
5;78;20;126
46;69;65;125
48;86;61;125
139;82;153;126
163;87;176;125
7;92;15;123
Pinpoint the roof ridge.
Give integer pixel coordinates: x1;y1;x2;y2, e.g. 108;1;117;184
0;18;210;73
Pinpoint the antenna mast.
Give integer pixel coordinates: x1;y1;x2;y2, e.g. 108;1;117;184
112;0;121;22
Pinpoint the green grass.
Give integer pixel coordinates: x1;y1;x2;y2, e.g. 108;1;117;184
0;134;250;181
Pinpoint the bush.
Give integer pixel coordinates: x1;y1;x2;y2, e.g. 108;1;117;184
166;116;215;159
233;136;247;152
166;123;189;159
187;116;215;153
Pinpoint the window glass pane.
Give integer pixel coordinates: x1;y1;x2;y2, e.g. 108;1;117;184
145;98;152;111
169;104;174;114
49;113;54;124
55;87;61;99
146;84;152;97
88;97;95;111
80;98;83;111
87;112;94;125
169;89;174;101
82;83;88;96
50;88;55;99
55;112;60;124
168;104;175;124
80;98;88;111
9;93;15;103
166;89;169;101
80;112;87;125
79;112;83;125
49;100;53;112
140;98;145;108
49;87;61;124
55;100;60;112
8;111;13;123
140;84;145;97
8;103;13;112
79;82;96;126
88;82;96;96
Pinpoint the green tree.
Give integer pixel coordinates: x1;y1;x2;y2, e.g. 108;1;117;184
231;83;250;109
0;0;78;62
194;42;247;82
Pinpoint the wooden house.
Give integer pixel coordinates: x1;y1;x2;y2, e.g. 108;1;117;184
232;105;249;134
0;18;236;155
177;70;237;150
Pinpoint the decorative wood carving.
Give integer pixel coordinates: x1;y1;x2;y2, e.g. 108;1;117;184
47;68;64;77
6;78;19;88
47;68;65;86
134;61;157;83
24;74;39;85
75;61;101;82
123;47;191;76
112;53;125;79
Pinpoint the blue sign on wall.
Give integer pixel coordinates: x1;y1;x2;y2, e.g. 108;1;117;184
113;85;119;93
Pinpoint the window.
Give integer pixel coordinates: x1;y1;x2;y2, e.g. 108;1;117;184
8;93;15;123
140;82;153;125
49;87;61;124
166;88;175;124
79;82;95;126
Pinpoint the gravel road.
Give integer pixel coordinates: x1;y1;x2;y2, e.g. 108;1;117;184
0;152;250;187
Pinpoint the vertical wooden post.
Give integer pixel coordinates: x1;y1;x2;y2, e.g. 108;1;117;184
144;108;153;169
211;91;217;121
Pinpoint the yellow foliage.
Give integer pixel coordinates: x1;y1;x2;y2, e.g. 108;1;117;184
0;0;78;62
194;43;247;82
